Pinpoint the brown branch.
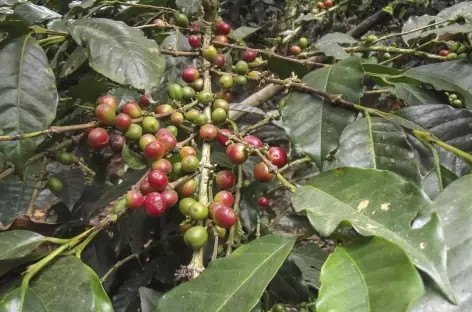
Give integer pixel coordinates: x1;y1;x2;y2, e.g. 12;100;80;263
161;49;200;57
176;133;197;149
229;84;284;121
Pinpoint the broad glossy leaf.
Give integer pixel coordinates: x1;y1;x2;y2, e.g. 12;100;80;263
55;168;85;211
267;56;310;79
70;18;165;90
292;168;454;302
122;145;147;170
230;26;261;40
394;83;443;106
401;15;435;44
139;287;162;312
317;237;424;312
269;258;311;304
402;61;472;109
436;2;472;22
290;243;328;289
324;116;423;185
281;56;363;166
59;46;87;78
0;256;113;311
414;24;472;42
422;165;458;200
0;35;58;171
317;43;349;59
317;32;357;45
395;104;472;177
14;3;61;25
176;0;201;14
412;175;472;311
157;234;296;312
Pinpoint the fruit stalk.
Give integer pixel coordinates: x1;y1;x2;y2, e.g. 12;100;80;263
26;158;47;216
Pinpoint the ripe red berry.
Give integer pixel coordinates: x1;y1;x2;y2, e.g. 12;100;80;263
155;128;173;138
144;141;166;161
216;21;231;35
152;159;172;173
215;170;235;189
188;35;201;48
439;49;450;56
179;178;197;197
148;169;168;191
214;205;237;228
324;0;333;7
182;67;199;83
317;1;325;9
243;135;263;154
95;104;116;125
214;35;228;44
254;162;273;182
88;128;109;149
226;143;248;164
157;133;177;154
209;202;225;217
289;45;302;55
97;94;118;111
216;128;232;146
214;54;226;68
126;191;145;209
162;188;178;208
200;124;218;141
258;196;269;207
144;192;167;216
138;94;151;107
140;179;157;195
243;49;257;62
190;23;200;32
267;147;287;168
122;101;142;118
115;113;132;132
109;133;126;152
214;190;234;207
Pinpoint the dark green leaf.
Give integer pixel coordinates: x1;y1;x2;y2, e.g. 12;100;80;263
269;258;311;304
267;57;310;79
108;87;140;109
157;235;296;312
230;26;261;40
176;0;201;14
317;32;357;45
55;168;85;211
292;167;453;302
290;243;329;289
14;3;61;25
317;237;424;312
401;15;435;44
317;43;349;59
69;18;165;90
394;83;443;106
139;287;163;312
422;165;458;200
0;35;58;171
281;56;363;166
122;145;147;170
436;2;472;22
69;74;110;103
59;46;87;78
414;24;472;42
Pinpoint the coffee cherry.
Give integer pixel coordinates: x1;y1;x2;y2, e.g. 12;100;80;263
184;225;208;249
200;124;218;141
446;53;458;60
179;146;197;158
155;104;173;115
234;61;249;74
247;71;262;79
219;74;234;89
190;22;200;32
216;21;231;35
190;78;204;91
95;104;116;125
139;134;156;150
122;101;142;118
226;143;248;164
170;112;185;126
365;35;378;43
57;152;74;166
97;94;118;111
258;196;269;207
299;37;308;49
179;178;197;197
126;191;145;209
109;133;126;152
211;108;227;124
162;188;178;208
188;35;201;48
125;124;143;141
217;90;233;102
194;114;209;126
214;35;228;44
182;67;199;83
142;116;160;133
138;94;151;107
212;99;230;112
185;109;200;121
216;128;232;146
156;132;177;153
140;180;156;196
167;125;178;137
88;128;109;149
325;0;333;7
273;304;285;312
214;205;237;228
215;170;235;189
172;162;183;177
179;197;196;215
452;99;463;107
182;86;196;100
144;192;167;216
198;90;214;104
182;156;199;172
115;113;132;131
243;49;257;62
214;190;234;207
188;202;209;220
254;162;273;182
214;54;226;68
153;18;166;27
243;135;263;151
213;225;227;238
202;46;218;62
316;1;325;9
168;84;184;100
267;147;287;167
47;176;63;193
144;141;166;161
152;159;172;173
176;13;189;27
289;45;301;55
148;169;168;191
209;202;225;217
234;75;247;86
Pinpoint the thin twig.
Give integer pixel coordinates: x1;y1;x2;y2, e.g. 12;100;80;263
27;158;47;216
344;46;446;61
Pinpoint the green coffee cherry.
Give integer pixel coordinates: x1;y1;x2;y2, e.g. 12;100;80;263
446;53;458;61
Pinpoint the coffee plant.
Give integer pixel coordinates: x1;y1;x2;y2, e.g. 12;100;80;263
0;0;472;311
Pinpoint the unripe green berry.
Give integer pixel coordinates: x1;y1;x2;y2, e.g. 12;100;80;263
168;84;184;100
234;75;247;86
198;90;214;104
142;116;160;133
48;176;63;193
234;61;249;75
299;37;308;49
125;124;143;141
167;125;178;137
57;152;74;166
194;114;209;126
185;109;200;121
211;108;227;124
219;74;234;89
176;13;189;27
182;86;196;100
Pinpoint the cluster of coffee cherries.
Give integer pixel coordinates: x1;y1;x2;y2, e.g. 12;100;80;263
445;92;464;107
314;0;334;11
289;37;309;56
440;41;472;61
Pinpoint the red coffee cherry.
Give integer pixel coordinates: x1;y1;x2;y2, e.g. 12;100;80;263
243;135;263;155
182;67;199;83
190;23;200;32
140;179;157;195
88;128;109;149
215;170;235;189
188;35;201;48
138;94;151;107
216;128;232;146
178;178;197;197
97;94;118;111
157;133;177;154
95;104;116;125
267;147;287;168
214;54;226;68
214;190;234;207
439;49;450;56
317;1;325;9
209;202;225;217
126;191;145;209
200;124;218;141
226;143;248;164
144;192;167;216
115;113;132;131
214;205;237;228
289;45;302;55
254;162;273;182
162;188;178;208
109;133;126;152
216;21;231;35
214;35;229;44
258;196;269;207
144;141;166;161
243;49;257;62
121;101;142;118
324;0;333;7
148;169;168;192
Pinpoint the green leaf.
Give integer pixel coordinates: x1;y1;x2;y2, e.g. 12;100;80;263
317;43;349;59
401;15;435;44
14;3;61;25
0;35;58;171
394;83;443;106
324;116;424;185
122;145;147;170
317;237;424;312
317;32;357;45
413;24;472;42
401;60;472;109
69;18;165;90
55;168;85;211
139;287;163;312
422;165;458;200
269;258;311;304
59;46;87;78
292;167;454;302
156;234;296;312
230;26;261;40
176;0;201;14
281;56;363;166
412;174;472;311
108;87;140;109
266;57;309;79
290;243;328;289
0;256;113;311
436;2;472;22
